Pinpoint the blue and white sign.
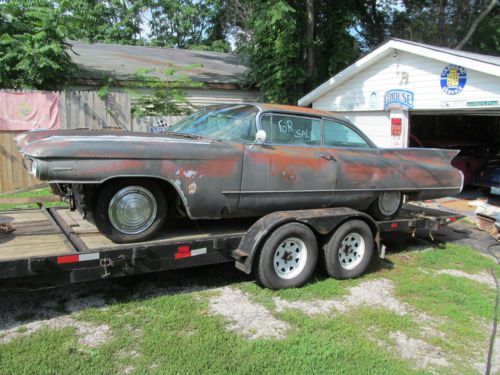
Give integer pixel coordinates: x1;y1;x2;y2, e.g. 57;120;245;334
440;64;467;95
384;89;414;110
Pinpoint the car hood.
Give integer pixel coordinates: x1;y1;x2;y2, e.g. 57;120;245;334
17;129;216;159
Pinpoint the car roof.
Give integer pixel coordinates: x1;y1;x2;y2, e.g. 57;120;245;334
253;103;336;118
208;103;358;128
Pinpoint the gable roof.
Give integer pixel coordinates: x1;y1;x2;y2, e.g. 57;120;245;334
298;38;500;107
69;40;248;86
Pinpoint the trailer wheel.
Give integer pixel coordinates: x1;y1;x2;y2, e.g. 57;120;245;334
323;220;373;279
256;222;318;290
94;180;167;243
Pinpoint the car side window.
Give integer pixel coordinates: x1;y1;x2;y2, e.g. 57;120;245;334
323;119;371;148
266;114;321;146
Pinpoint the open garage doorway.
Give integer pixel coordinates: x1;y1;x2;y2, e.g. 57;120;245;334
409;112;500;189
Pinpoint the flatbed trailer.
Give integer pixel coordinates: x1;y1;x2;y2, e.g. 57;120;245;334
0;204;463;288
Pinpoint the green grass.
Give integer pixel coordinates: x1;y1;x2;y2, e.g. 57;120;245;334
0;241;497;374
0;187;68;211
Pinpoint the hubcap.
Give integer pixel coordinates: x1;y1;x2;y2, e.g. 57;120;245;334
338;232;365;270
378;191;401;216
108;186;157;235
273;237;308;279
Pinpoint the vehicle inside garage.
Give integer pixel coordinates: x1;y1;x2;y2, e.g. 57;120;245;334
409;113;500;191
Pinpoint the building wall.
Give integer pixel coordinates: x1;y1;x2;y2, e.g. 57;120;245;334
311;51;500;148
312;51;500;113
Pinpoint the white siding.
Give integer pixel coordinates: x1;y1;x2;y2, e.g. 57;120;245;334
70;85;261;108
342;111;392;148
312;51;500;112
183;88;261;107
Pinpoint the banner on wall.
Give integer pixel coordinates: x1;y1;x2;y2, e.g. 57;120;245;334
0;91;61;131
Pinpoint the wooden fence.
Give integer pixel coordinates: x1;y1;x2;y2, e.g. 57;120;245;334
0;89;192;193
0;90;132;193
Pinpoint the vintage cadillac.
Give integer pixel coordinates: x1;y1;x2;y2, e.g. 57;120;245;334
17;104;463;243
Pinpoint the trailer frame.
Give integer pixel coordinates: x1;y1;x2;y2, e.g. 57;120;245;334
0;204;463;285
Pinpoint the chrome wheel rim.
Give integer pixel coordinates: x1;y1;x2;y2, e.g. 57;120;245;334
378;191;401;216
338;232;365;270
108;186;157;235
273;237;308;279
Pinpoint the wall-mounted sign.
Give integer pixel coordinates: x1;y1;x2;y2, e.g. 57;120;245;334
384;90;414;110
391;118;402;136
466;100;499;108
440;64;467;95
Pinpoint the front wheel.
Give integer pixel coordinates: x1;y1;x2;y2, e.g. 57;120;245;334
256;222;318;290
93;180;167;243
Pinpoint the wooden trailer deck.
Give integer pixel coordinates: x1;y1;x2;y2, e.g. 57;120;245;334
0;208;253;261
0;209;75;261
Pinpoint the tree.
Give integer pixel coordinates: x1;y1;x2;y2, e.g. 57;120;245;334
0;0;76;89
127;66;204;117
456;0;498;49
383;0;499;54
56;0;147;45
232;0;360;104
145;0;229;51
242;0;308;104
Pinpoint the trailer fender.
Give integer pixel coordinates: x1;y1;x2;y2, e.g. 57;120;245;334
233;207;379;274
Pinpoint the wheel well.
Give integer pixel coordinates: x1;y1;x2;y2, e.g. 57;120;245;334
88;177;189;218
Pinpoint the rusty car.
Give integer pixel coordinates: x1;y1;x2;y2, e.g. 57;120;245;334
17;103;464;243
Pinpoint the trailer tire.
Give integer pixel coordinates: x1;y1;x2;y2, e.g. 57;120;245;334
94;180;167;243
323;220;373;279
256;222;318;290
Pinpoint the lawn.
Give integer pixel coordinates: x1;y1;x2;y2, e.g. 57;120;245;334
0;241;497;374
0;187;68;211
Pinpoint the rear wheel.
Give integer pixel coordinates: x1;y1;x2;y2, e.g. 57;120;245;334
367;191;403;220
94;180;167;243
256;222;318;290
323;220;374;279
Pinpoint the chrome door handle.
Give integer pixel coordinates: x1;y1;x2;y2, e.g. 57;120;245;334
320;154;336;162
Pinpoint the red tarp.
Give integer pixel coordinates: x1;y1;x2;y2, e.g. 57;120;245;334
0;92;61;131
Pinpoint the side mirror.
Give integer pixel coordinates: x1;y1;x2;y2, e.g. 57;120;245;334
255;130;267;145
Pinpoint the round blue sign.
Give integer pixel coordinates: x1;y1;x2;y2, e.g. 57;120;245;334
440;64;467;95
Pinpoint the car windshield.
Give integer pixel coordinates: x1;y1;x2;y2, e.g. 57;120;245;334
169;105;258;142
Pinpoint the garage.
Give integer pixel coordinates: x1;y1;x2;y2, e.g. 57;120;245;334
409;112;499;187
299;38;500;194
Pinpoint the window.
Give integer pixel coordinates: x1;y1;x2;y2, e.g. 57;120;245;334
323;120;371;148
169;105;258;142
262;114;321;146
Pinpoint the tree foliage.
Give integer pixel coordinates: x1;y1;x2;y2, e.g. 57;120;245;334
146;0;230;51
128;66;204;117
0;0;76;89
353;0;500;53
239;0;359;104
58;0;146;45
1;0;498;101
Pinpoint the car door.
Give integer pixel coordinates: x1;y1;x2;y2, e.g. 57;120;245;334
238;113;338;214
321;118;380;209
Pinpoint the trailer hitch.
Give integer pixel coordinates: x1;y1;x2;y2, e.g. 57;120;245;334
100;255;127;278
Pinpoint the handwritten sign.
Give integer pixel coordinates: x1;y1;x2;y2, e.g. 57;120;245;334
277;119;311;141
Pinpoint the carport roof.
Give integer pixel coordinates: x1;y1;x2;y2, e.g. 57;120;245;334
299;38;500;107
68;40;248;86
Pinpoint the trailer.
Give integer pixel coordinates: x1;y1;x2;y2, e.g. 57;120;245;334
0;204;463;289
